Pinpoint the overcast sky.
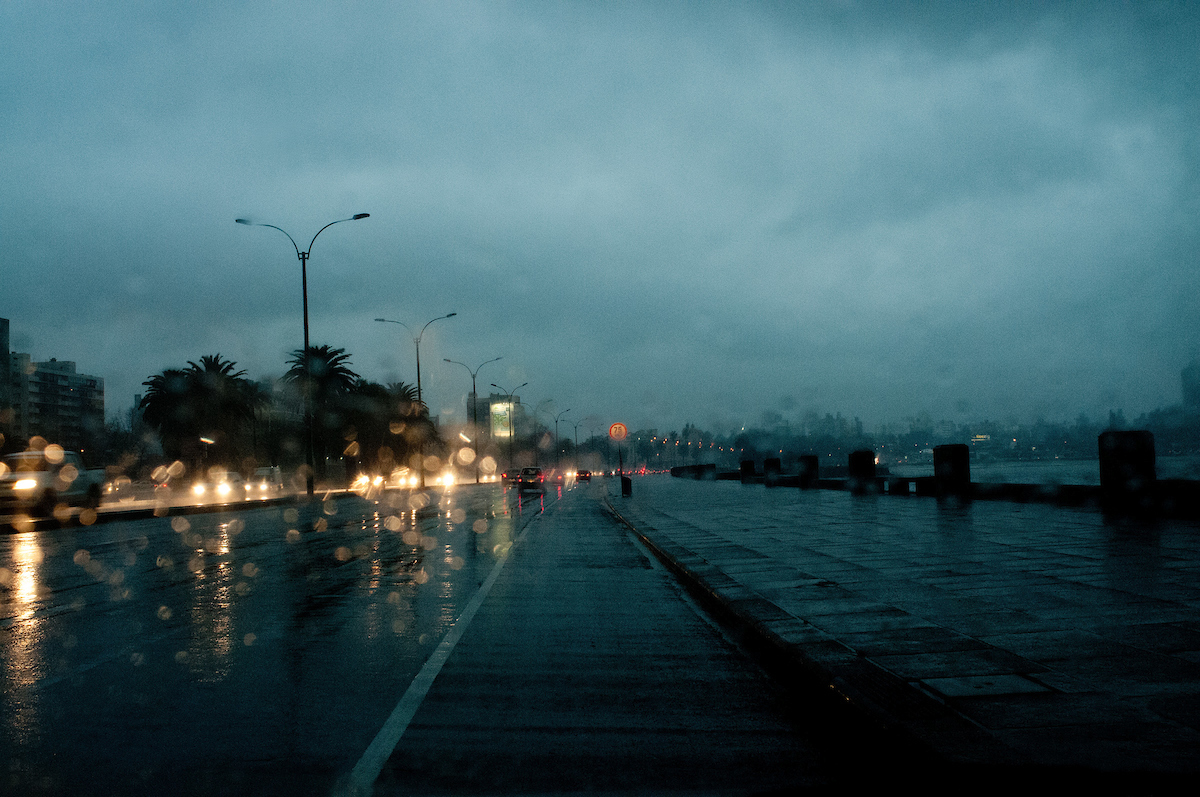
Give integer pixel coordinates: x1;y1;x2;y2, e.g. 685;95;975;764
3;1;1198;436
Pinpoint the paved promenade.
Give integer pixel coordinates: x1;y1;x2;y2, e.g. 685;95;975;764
607;475;1200;780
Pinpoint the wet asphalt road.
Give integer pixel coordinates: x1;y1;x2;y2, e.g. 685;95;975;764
1;483;555;795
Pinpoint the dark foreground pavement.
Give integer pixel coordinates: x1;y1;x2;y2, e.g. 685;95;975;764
606;475;1200;787
366;487;846;795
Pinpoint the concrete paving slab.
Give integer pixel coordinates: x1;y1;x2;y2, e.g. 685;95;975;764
607;475;1200;774
921;674;1052;698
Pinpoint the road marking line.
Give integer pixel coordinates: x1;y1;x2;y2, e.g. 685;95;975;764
335;505;541;797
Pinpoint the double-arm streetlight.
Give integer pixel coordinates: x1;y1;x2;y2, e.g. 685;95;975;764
570;420;584;465
491;382;526;470
236;213;370;495
552;408;571;469
376;313;457;488
444;356;503;483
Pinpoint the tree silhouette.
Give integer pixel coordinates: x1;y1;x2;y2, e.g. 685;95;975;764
284;345;359;478
139;355;259;466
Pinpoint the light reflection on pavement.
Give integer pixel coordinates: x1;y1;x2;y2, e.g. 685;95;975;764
0;482;567;795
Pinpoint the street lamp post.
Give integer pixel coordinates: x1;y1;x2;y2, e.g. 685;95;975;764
553;409;571;469
444;357;502;483
236;213;369;496
491;382;526;470
376;313;457;488
570;420;583;466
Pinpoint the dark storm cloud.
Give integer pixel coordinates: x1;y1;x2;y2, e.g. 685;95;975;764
2;1;1197;435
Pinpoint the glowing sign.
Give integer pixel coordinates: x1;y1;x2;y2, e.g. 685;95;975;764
491;402;513;439
608;422;628;441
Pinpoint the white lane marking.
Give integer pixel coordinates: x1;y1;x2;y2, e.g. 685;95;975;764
335;505;542;797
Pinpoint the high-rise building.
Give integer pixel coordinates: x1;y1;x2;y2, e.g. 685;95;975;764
2;318;105;453
1183;361;1200;408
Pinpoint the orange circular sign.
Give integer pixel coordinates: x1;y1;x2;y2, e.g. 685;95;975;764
608;422;628;441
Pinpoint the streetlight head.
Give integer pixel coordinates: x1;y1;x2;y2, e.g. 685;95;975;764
374;318;386;322
235;219;252;225
352;213;370;220
446;312;457;318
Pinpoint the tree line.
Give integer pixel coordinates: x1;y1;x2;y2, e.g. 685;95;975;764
138;346;440;482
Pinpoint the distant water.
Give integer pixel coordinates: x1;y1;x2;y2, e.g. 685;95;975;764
889;455;1200;486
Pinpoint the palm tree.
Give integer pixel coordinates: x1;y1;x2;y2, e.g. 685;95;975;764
284;345;359;479
386;381;439;471
139;355;259;466
139;368;194;460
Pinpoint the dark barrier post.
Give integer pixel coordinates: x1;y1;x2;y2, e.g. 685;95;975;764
798;455;819;489
1098;430;1155;512
933;443;972;500
763;457;782;487
848;449;877;495
740;460;756;484
621;475;632;497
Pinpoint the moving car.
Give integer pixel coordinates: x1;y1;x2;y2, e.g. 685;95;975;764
0;448;105;516
251;466;285;495
518;467;544;492
190;470;247;503
576;469;591;482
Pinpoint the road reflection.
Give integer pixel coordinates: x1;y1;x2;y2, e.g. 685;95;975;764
0;480;585;793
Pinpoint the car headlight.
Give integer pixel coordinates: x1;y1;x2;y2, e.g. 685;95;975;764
14;479;38;491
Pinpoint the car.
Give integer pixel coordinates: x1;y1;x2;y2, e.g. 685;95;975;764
251;466;285;495
502;469;520;485
190;469;247;503
518;467;544;492
576;469;591;482
0;449;106;516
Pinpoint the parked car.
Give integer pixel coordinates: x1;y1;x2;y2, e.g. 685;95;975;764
0;448;105;516
518;467;544;492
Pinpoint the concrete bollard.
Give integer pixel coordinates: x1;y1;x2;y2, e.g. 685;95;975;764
763;457;782;487
740;460;757;484
848;449;877;495
1098;430;1155;511
933;443;972;499
798;455;819;489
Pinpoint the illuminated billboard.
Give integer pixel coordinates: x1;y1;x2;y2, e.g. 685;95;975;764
491;402;513;439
